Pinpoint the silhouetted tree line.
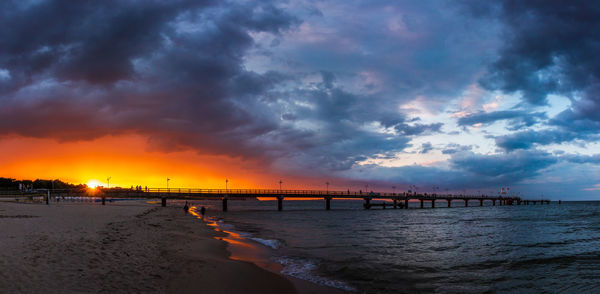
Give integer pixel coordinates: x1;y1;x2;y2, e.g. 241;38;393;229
0;177;85;190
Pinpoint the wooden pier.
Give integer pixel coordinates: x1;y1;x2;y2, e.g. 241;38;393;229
1;188;552;211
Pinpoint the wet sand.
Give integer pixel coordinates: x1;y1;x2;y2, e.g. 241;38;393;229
0;200;304;293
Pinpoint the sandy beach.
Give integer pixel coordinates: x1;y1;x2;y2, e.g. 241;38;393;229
0;200;318;293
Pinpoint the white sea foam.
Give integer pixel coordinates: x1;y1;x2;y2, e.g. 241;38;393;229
211;221;281;249
249;237;281;249
275;257;355;292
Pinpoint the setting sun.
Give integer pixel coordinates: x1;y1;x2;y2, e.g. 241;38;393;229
86;179;103;189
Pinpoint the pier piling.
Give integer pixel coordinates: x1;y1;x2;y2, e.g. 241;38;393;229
222;196;228;212
277;196;283;211
325;197;331;210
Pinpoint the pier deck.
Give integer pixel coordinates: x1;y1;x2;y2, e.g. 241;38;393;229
1;188;552;211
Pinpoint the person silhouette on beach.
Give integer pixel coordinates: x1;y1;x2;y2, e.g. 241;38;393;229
200;206;206;219
184;201;189;213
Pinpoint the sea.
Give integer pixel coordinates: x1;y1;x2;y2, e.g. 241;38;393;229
190;199;600;293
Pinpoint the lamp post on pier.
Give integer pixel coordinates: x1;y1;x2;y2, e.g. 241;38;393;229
107;177;111;189
392;186;396;195
326;182;330;194
225;179;229;192
279;179;283;192
409;185;418;195
167;178;170;192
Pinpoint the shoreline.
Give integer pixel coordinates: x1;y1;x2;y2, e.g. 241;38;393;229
188;205;350;294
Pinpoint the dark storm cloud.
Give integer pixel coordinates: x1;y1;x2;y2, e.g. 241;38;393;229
441;144;473;155
471;0;600;106
419;142;433;154
269;77;414;172
0;0;416;173
561;154;600;164
496;130;569;151
0;0;298;156
0;0;210;86
450;149;557;182
460;1;600;151
494;126;600;152
457;110;546;130
348;149;558;190
395;122;443;136
269;0;501;110
550;85;600;131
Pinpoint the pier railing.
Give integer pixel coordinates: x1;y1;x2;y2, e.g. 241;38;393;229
96;187;519;199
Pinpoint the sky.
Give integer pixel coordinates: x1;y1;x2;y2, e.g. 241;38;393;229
0;0;599;199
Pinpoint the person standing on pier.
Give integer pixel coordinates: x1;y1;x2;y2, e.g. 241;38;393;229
200;206;206;219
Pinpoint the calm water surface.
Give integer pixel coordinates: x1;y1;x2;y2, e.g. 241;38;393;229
198;200;600;293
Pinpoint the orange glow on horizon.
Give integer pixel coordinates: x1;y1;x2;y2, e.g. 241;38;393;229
0;135;280;189
0;134;369;192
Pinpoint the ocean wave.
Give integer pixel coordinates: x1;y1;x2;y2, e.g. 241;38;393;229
275;257;355;292
249;237;281;249
209;219;283;249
